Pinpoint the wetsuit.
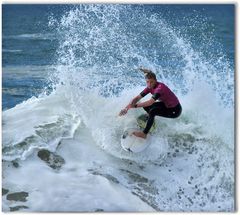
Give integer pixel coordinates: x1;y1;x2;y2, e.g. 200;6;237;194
140;82;182;134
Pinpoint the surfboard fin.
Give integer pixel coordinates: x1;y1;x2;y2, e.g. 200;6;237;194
122;130;128;139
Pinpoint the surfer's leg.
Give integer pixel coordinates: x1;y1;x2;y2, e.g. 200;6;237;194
154;102;182;118
143;103;182;134
142;103;161;134
143;106;151;113
143;108;158;134
143;103;157;118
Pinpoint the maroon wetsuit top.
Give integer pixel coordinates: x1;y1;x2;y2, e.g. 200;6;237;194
140;82;180;108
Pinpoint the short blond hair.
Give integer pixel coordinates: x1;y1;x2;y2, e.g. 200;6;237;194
139;68;156;80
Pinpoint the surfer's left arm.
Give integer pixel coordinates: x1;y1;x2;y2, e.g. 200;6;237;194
134;98;155;108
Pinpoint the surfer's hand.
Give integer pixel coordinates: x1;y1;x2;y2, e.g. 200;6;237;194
119;108;128;116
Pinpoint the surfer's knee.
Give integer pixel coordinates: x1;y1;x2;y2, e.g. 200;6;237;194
143;106;150;113
172;104;182;118
148;108;157;117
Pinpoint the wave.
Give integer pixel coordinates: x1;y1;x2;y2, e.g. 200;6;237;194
2;81;234;211
2;90;81;161
2;3;234;178
3;33;56;41
2;49;23;53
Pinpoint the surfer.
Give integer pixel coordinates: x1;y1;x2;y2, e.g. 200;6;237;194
119;68;182;139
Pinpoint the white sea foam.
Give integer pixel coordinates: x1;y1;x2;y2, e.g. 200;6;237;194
2;79;234;211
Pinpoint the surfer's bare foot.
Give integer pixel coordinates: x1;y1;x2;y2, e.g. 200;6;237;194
132;131;147;139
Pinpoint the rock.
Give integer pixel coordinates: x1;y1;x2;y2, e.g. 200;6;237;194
195;189;200;195
10;205;28;211
88;169;120;184
120;169;148;183
7;192;28;202
95;209;104;212
12;161;19;168
37;149;65;170
2;188;9;196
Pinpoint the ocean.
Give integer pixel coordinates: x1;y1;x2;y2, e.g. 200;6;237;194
2;4;235;212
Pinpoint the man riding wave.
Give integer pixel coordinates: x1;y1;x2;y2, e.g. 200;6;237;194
119;68;182;139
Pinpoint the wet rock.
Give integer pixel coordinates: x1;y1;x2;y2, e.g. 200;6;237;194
171;133;196;143
140;183;159;195
10;205;28;211
12;161;19;168
2;188;9;196
88;169;120;184
120;169;148;183
37;149;65;170
187;197;193;205
57;141;63;148
121;169;159;210
131;191;159;211
103;174;120;184
178;187;184;195
95;208;104;212
7;192;28;202
195;189;200;195
211;196;216;203
200;202;206;207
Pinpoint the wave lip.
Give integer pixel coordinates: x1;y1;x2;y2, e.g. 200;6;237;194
2;91;81;161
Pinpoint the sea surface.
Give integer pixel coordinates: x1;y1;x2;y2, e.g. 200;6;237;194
2;4;235;212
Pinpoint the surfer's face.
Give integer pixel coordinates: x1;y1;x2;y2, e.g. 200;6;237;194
146;78;157;89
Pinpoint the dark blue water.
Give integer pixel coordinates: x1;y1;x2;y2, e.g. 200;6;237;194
2;4;235;110
139;4;234;63
2;5;64;66
3;4;234;67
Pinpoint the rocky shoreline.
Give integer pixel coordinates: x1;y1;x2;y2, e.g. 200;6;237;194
3;148;66;211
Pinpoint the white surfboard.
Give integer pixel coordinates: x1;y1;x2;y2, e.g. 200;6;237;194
120;114;157;153
121;128;151;153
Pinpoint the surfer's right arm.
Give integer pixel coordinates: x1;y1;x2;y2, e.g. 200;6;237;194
129;95;142;107
119;95;142;116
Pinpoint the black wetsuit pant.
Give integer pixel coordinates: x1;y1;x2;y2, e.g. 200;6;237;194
143;102;182;134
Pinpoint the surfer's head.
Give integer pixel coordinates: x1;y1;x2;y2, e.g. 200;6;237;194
139;68;157;89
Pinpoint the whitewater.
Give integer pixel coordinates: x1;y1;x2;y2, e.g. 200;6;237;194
2;5;234;212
